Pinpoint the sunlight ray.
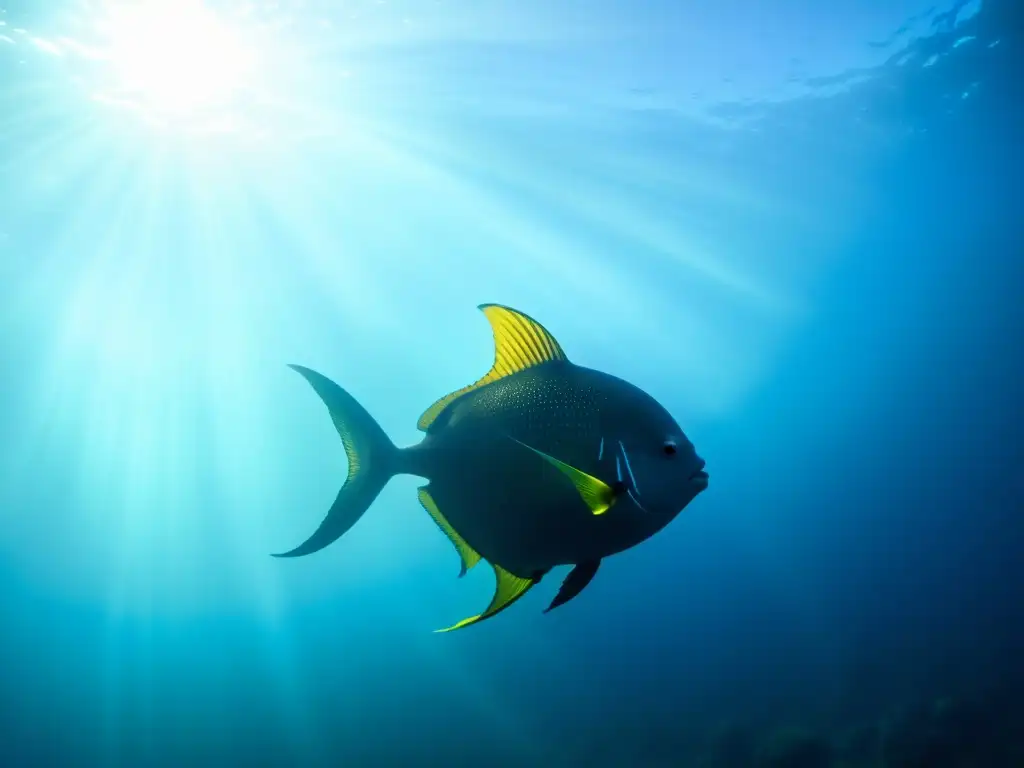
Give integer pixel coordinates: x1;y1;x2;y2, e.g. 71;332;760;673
372;122;793;313
0;0;790;606
234;127;733;412
178;162;299;612
0;155;147;486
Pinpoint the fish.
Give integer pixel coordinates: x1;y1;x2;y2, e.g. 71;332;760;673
275;304;709;632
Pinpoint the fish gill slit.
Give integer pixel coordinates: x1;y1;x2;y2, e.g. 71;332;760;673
618;440;639;495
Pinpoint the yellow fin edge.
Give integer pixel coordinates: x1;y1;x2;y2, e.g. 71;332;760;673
418;487;481;577
435;562;536;633
417;304;568;432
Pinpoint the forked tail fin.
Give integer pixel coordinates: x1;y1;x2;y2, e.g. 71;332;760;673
273;364;398;558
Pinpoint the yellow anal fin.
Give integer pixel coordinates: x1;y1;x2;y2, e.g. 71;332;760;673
418;486;481;578
513;439;618;516
417;304;569;432
435;562;537;633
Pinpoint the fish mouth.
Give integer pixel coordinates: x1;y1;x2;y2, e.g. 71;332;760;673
688;459;709;490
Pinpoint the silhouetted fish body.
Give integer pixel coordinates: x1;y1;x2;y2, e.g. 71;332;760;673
276;305;709;631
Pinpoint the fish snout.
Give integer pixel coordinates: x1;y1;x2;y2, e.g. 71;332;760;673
688;457;709;490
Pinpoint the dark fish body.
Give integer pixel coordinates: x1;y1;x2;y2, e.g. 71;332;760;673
405;364;685;578
276;304;709;631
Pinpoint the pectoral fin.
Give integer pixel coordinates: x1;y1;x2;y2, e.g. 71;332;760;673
435;563;538;633
418;486;481;578
544;560;601;613
512;439;617;515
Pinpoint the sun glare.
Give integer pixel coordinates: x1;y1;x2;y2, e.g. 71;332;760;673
95;0;258;123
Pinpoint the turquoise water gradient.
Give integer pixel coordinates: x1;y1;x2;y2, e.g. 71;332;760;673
1;1;1018;765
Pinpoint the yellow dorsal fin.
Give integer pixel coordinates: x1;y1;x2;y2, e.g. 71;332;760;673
435;562;537;633
417;304;569;432
418;487;481;578
513;439;618;516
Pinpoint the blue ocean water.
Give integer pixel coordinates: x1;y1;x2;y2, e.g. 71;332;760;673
1;0;1020;765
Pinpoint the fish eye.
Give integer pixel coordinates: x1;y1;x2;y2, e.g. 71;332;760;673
662;441;677;456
